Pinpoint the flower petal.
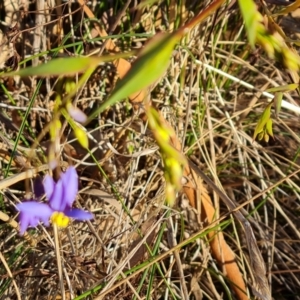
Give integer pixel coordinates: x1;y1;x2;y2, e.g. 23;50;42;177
67;104;87;123
16;201;53;235
18;213;30;235
64;208;93;221
61;167;78;208
48;178;64;211
16;201;52;217
34;176;45;199
43;175;55;201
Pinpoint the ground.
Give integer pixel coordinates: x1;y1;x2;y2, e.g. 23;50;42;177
0;1;299;299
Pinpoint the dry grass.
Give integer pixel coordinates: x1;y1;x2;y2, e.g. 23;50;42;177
0;0;299;299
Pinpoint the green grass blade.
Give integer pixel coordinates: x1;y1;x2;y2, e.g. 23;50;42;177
88;32;181;121
238;0;262;47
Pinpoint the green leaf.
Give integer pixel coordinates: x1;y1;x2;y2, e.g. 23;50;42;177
50;119;61;140
257;34;275;58
165;183;176;207
266;84;298;93
2;53;132;78
264;132;270;143
147;106;172;143
238;0;263;47
4;57;99;77
88;32;181;120
282;47;300;71
265;118;274;139
64;79;77;94
258;131;264;141
273;92;283;119
73;124;89;149
253;103;272;141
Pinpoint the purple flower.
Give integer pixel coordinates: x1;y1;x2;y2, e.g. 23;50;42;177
67;104;87;123
16;167;93;235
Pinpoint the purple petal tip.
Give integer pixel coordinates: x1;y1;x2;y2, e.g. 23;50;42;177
67;105;87;123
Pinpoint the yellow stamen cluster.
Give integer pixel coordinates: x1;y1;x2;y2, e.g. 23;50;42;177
51;212;70;228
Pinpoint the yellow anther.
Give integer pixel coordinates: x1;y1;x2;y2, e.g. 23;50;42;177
51;212;70;228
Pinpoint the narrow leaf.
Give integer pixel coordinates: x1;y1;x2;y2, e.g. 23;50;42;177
238;0;262;47
4;57;99;77
266;84;298;93
73;125;89;149
253;103;272;141
3;53;132;77
265;118;274;139
258;131;264;141
88;32;181;120
264;132;270;143
273;92;283;118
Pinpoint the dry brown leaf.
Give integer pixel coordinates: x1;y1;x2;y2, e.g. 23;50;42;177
182;166;248;300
